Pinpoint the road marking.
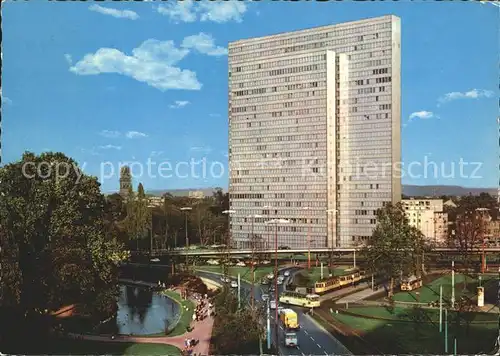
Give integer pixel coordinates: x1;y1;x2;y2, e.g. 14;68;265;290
324;351;328;355
317;343;322;348
303;330;308;335
310;337;315;341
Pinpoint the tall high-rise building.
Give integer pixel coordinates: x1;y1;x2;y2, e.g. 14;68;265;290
228;15;402;248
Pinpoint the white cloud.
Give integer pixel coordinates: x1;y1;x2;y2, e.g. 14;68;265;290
199;1;247;23
157;1;197;23
69;38;208;91
126;131;148;139
182;33;228;56
99;130;121;138
89;4;139;20
409;111;436;121
64;54;72;65
190;146;213;154
438;89;494;104
170;100;190;109
99;144;122;150
157;0;247;23
1;96;12;105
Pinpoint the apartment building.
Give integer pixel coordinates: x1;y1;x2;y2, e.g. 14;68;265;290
228;15;402;248
401;199;448;244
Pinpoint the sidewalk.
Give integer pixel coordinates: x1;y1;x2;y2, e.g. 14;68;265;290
66;287;214;355
66;313;213;354
336;287;382;304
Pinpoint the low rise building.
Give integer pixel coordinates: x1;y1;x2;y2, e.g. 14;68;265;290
402;198;448;245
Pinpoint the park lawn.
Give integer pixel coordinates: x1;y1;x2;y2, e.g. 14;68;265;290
331;310;497;354
196;266;275;282
297;266;350;284
339;306;498;323
159;290;196;337
45;339;181;355
392;273;496;304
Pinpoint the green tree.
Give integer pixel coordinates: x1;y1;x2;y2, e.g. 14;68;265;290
362;202;427;297
211;286;265;355
135;183;151;251
0;152;126;351
125;185;138;250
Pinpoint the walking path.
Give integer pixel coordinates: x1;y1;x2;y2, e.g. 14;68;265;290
67;281;215;355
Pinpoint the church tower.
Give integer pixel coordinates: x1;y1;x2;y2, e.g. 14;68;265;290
119;166;132;199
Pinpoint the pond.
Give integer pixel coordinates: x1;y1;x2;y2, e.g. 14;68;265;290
109;284;180;336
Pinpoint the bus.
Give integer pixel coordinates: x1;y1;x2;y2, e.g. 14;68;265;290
400;275;423;291
314;267;368;294
279;291;320;308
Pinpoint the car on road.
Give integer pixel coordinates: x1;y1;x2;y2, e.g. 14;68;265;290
220;276;230;283
261;294;269;301
277;279;283;285
262;260;271;265
269;285;276;292
261;279;269;285
270;300;277;309
236;261;246;267
150;258;160;262
284;270;290;277
266;273;274;280
230;281;238;288
207;259;219;265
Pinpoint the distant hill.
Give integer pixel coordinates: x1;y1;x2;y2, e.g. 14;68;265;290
105;185;496;198
146;188;222;197
402;185;497;197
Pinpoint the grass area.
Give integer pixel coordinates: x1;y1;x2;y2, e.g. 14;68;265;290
329;309;497;354
196;266;275;283
42;339;181;355
295;266;350;285
392;273;496;304
160;290;196;336
338;305;498;323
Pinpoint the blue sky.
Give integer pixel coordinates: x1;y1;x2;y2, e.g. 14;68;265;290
2;0;498;192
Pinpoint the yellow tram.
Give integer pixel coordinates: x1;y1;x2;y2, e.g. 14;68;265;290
314;267;367;294
400;275;423;291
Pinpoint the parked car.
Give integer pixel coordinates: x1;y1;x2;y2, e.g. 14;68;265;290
236;261;246;267
221;276;230;283
266;273;274;280
270;300;277;309
231;281;238;288
284;271;290;277
261;294;269;301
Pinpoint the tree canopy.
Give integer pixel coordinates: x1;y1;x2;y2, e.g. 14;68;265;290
362;202;428;296
0;152;127;350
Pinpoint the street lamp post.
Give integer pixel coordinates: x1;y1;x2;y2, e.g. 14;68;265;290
326;209;338;269
248;214;264;308
303;207;312;270
180;207;192;267
266;218;289;353
222;210;236;277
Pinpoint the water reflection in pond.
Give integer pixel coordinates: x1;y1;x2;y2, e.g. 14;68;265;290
113;285;180;335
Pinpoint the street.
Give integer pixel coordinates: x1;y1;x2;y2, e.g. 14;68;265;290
196;268;351;355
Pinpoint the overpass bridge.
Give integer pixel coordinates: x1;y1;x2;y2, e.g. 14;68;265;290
137;247;500;257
